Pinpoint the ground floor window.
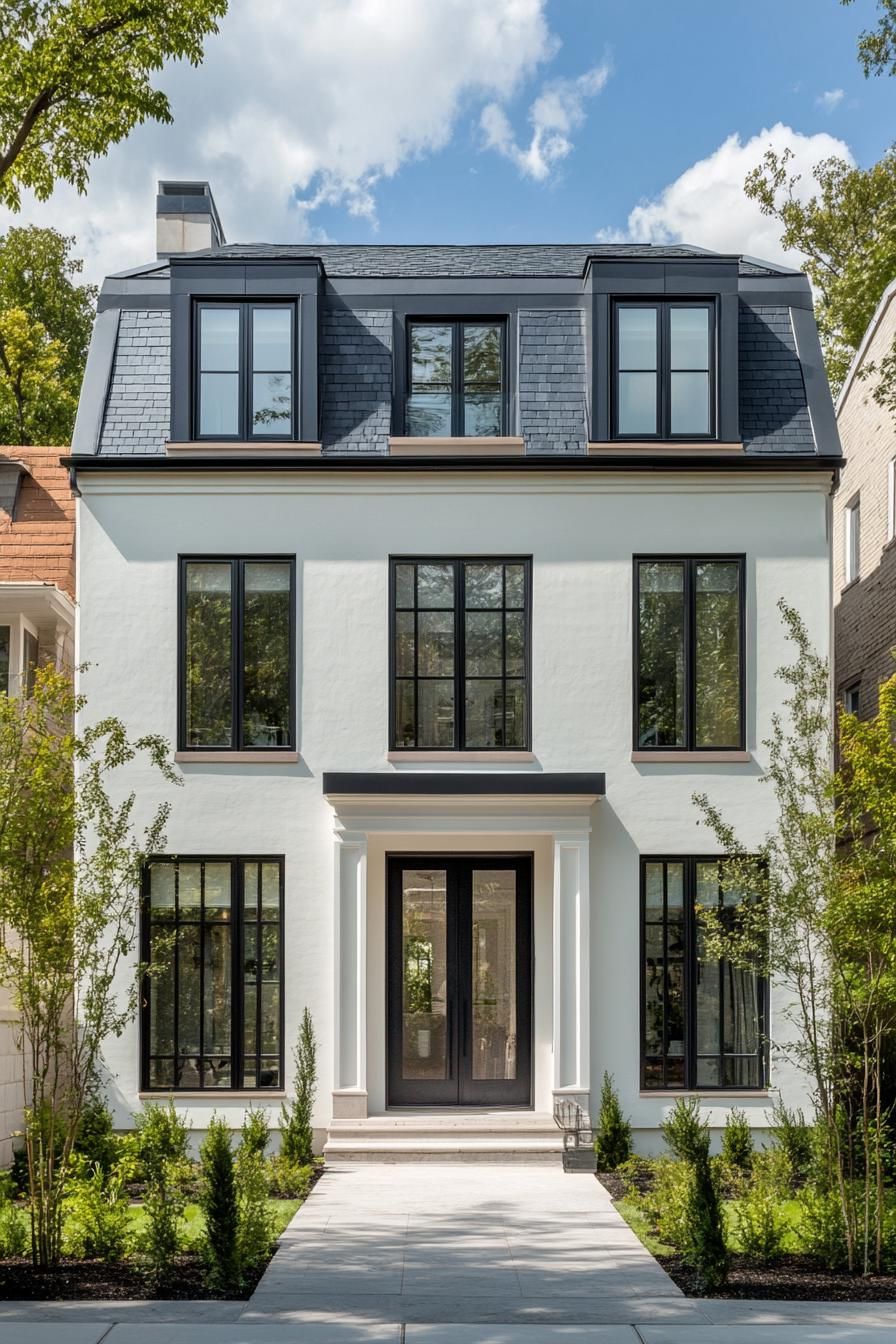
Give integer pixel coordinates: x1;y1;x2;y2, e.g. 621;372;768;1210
641;856;767;1091
142;857;283;1091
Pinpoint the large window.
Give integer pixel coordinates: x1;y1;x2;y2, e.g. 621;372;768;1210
844;497;861;585
641;857;767;1091
635;556;744;751
195;302;295;440
0;627;9;695
406;321;505;436
142;857;283;1091
179;557;294;751
391;558;530;750
614;301;715;439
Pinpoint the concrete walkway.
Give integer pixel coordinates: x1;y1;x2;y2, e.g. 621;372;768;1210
0;1163;894;1341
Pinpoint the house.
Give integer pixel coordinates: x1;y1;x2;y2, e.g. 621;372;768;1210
834;279;896;720
0;445;76;1163
66;182;841;1157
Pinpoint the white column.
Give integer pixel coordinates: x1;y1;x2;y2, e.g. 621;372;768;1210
332;831;368;1119
552;832;591;1112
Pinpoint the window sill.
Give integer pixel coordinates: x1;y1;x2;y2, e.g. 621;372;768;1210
631;750;751;764
137;1092;286;1101
639;1090;770;1100
388;437;525;456
166;442;322;457
840;576;861;594
589;441;744;456
175;750;299;764
387;750;535;763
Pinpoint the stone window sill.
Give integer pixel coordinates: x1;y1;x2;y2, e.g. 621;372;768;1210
640;1091;770;1100
840;576;861;595
631;750;751;764
137;1092;286;1101
174;751;299;764
387;750;535;763
388;437;524;456
588;441;744;456
166;442;322;457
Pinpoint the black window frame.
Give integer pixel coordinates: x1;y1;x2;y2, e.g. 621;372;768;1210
404;318;508;437
389;555;532;751
633;553;746;753
140;855;285;1093
612;298;717;441
193;299;298;442
640;855;769;1092
178;555;296;753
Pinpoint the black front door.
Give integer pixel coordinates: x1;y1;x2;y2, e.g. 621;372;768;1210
387;855;532;1107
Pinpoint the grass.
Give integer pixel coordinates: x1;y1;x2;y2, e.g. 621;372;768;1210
616;1193;807;1259
615;1198;676;1257
1;1198;302;1252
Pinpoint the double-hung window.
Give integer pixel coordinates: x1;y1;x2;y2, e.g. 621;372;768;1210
844;497;861;584
641;857;767;1091
635;555;744;752
406;321;505;436
195;301;295;440
179;557;295;751
142;857;283;1091
391;557;530;750
614;300;715;438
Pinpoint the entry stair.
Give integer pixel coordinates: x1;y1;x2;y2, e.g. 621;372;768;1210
324;1110;564;1163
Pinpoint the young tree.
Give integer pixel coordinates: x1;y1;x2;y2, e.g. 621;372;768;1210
0;225;96;444
744;146;896;398
0;666;179;1266
0;1;226;210
280;1006;318;1168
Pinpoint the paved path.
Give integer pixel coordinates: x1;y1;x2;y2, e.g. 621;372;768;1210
0;1163;895;1340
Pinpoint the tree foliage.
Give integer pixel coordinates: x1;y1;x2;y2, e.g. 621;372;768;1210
744;146;896;399
0;665;179;1266
0;1;226;210
842;0;896;77
279;1006;317;1168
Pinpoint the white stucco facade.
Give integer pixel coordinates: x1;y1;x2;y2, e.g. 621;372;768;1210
77;464;830;1146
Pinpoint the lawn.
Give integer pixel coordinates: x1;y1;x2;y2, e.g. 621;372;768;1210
615;1195;806;1257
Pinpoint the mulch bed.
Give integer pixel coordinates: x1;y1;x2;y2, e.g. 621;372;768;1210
0;1253;268;1301
596;1172;896;1302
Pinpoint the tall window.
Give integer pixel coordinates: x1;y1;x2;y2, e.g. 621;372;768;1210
22;628;38;697
635;556;744;751
406;321;505;436
391;558;530;750
641;857;767;1091
142;857;283;1091
844;497;861;584
614;300;715;439
0;627;9;696
180;558;294;751
888;459;896;544
195;302;295;440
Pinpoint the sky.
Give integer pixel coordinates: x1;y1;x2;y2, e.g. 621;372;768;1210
3;0;894;284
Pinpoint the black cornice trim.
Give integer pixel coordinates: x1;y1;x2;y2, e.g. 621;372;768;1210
62;453;844;475
322;771;606;796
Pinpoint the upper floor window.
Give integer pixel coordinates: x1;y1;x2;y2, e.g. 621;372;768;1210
641;857;767;1091
406;321;505;436
844;497;860;584
635;556;744;751
22;628;38;697
0;627;9;695
843;682;861;717
180;557;294;751
195;302;295;440
142;856;283;1091
391;557;530;750
614;301;715;439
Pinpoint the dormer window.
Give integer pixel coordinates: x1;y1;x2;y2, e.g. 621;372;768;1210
406;320;505;436
195;302;296;440
613;300;715;439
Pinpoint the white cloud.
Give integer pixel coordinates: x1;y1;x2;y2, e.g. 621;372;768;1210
480;62;611;181
0;0;557;281
599;123;853;265
816;88;845;113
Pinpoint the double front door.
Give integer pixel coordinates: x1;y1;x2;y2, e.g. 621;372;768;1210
387;856;532;1107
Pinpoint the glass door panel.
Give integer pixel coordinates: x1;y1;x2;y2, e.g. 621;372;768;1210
471;870;517;1081
401;869;449;1082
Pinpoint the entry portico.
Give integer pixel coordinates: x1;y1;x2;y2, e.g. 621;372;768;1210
326;773;604;1132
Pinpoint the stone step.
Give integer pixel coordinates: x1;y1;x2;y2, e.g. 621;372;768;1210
323;1135;564;1163
324;1111;566;1163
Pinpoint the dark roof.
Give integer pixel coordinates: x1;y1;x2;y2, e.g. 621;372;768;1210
115;243;793;282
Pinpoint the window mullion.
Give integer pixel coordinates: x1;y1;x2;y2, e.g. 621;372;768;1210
660;303;668;439
234;560;243;749
685;859;695;1091
685;558;695;750
198;862;205;1089
456;560;464;749
233;862;243;1089
454;323;462;437
241;304;248;441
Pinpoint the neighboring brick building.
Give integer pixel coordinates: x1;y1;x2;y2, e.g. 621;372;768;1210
0;444;75;1163
834;280;896;719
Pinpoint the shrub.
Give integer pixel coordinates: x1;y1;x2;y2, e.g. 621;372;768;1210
0;1175;26;1258
236;1136;275;1275
135;1103;190;1287
200;1117;240;1293
594;1072;632;1171
268;1154;313;1200
798;1184;849;1270
661;1098;728;1292
241;1107;270;1160
735;1152;786;1263
134;1100;190;1180
769;1099;813;1184
63;1160;130;1262
280;1007;317;1167
617;1154;655;1202
74;1090;119;1173
647;1158;694;1252
721;1108;753;1175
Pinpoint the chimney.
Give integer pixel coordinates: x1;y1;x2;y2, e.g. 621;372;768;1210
156;180;225;258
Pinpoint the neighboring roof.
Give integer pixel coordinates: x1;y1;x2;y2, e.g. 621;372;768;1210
112;242;795;282
836;278;896;415
0;446;75;599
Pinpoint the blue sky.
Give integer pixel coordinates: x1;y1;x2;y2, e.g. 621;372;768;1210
3;0;892;280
